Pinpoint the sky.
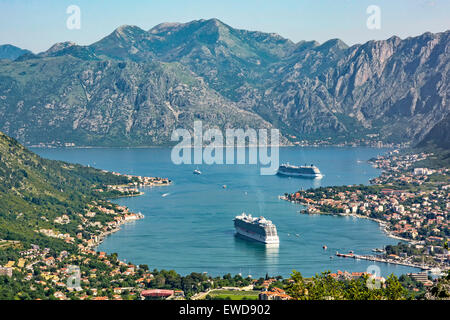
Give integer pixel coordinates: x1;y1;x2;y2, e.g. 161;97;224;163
0;0;449;53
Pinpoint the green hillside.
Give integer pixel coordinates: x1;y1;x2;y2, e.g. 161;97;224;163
0;131;131;252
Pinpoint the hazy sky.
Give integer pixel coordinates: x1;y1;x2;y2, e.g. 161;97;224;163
1;0;449;53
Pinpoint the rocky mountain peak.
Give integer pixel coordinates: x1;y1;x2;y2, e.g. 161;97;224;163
149;22;183;33
315;38;349;53
40;41;77;56
113;25;145;38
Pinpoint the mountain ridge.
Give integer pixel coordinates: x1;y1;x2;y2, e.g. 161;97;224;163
0;44;32;60
0;19;448;147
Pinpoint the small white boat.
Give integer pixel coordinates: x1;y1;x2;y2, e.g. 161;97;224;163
162;193;170;197
193;169;202;175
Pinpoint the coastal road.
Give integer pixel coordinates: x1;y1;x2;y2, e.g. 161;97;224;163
191;289;212;300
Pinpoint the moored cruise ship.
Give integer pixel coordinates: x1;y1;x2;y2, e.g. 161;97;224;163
277;163;323;178
234;213;279;244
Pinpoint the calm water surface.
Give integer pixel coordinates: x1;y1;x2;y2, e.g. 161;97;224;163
33;147;421;278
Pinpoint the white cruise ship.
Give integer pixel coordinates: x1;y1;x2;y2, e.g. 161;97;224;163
277;163;323;178
234;213;279;244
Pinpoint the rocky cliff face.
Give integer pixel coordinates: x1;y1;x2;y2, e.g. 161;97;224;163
0;19;448;147
417;112;450;150
0;56;273;146
261;31;449;143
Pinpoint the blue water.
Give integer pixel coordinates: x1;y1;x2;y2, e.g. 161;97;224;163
33;147;421;278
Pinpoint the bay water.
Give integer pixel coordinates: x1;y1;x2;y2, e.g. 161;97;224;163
33;146;421;278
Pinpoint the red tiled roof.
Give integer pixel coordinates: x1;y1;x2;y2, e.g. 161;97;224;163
141;289;174;297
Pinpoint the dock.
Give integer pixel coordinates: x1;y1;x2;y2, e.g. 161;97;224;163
335;252;428;270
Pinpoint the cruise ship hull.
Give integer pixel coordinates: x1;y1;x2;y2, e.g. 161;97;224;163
235;226;280;244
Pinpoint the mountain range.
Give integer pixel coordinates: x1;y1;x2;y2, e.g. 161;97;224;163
0;19;448;147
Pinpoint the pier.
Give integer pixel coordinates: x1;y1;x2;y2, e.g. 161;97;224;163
335;252;429;270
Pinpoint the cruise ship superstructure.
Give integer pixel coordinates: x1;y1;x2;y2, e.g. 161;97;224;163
234;213;279;244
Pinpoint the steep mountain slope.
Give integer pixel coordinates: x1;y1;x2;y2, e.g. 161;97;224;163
0;55;274;146
0;45;31;60
417;112;450;150
259;32;449;143
0;19;448;147
0;131;130;249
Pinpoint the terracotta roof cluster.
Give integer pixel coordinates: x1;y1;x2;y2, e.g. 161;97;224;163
259;287;292;300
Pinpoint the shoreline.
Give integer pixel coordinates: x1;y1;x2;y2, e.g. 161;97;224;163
28;144;396;149
297;207;416;244
89;213;145;250
342;213;416;244
284;152;448;272
89;180;172;251
295;209;428;271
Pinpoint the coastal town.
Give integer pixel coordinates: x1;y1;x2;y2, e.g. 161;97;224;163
283;151;449;276
94;172;171;196
1;238;424;301
0;171;175;300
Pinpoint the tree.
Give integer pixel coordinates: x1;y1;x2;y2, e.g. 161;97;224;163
286;271;408;300
154;274;166;288
285;270;309;300
139;264;149;271
383;274;408;300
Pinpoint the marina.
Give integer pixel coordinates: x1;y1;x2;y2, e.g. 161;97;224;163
335;252;430;270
